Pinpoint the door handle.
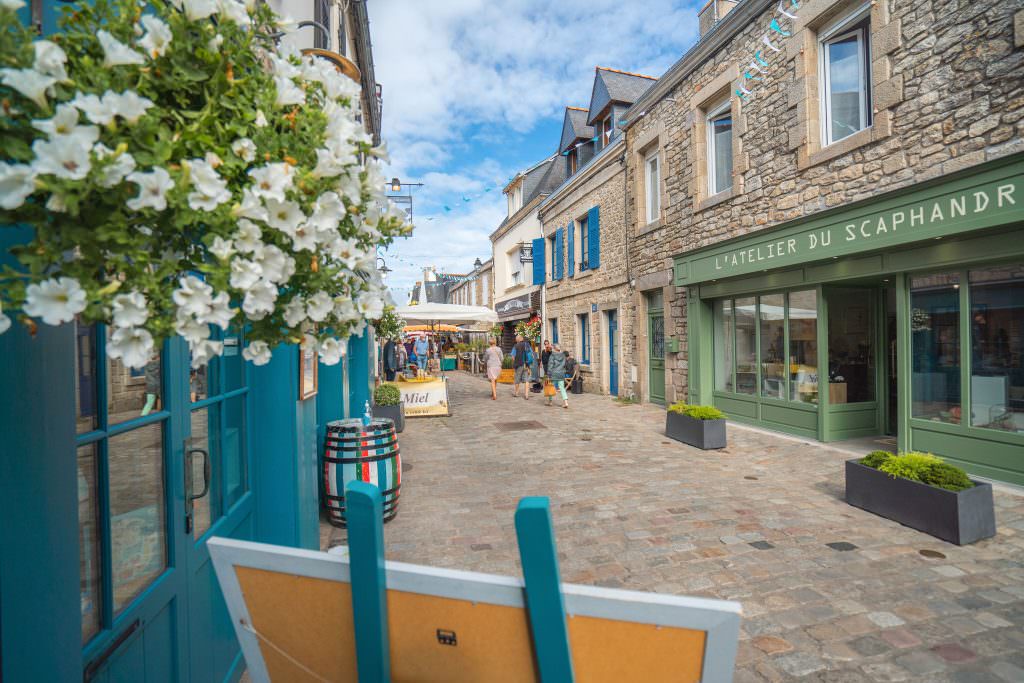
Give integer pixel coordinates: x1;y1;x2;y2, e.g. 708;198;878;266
186;447;210;502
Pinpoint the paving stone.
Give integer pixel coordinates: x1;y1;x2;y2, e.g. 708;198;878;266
867;612;907;628
989;661;1024;682
774;652;827;677
860;661;911;682
753;635;794;655
932;565;968;577
894;650;947;675
931;643;977;663
974;612;1013;629
849;635;892;657
879;628;922;649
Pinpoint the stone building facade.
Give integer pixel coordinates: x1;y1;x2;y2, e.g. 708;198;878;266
621;0;1024;405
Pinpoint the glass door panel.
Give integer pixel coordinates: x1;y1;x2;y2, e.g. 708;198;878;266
911;274;961;423
188;407;221;539
828;288;876;404
735;297;757;394
789;290;819;403
78;444;102;644
759;294;785;399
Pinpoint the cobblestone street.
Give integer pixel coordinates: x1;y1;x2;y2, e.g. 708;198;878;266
323;372;1024;682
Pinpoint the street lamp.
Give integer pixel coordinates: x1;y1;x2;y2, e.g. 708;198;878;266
386;178;424;221
376;256;392;278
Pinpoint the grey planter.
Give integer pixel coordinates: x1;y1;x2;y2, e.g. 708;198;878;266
665;411;726;450
845;459;996;545
373;402;405;433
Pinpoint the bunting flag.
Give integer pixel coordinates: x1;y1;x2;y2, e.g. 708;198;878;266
735;0;801;102
407;175;517;221
561;135;601;156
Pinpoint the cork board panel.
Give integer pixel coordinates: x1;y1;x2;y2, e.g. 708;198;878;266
387;590;538;682
236;567;359;682
569;614;706;682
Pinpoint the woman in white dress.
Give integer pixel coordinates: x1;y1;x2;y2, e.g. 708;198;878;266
483;337;504;401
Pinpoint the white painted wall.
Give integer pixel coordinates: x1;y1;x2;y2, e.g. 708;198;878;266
491;207;541;305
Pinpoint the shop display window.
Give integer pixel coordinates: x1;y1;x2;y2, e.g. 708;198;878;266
714;299;734;392
759;294;785;399
734;297;757;394
789;290;819;403
969;265;1024;433
911;273;961;423
827;289;875;403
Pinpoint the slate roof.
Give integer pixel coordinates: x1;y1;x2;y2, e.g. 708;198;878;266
559;106;595;153
587;67;657;125
492;155;566;239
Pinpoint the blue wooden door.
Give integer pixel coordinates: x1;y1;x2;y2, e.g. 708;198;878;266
608;311;619;396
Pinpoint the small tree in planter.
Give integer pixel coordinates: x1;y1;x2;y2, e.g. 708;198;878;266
497;353;515;384
372;383;404;433
665;402;726;450
846;451;995;545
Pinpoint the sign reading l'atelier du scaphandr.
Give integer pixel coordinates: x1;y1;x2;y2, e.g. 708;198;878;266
681;175;1021;284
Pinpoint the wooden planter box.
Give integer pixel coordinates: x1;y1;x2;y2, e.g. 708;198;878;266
373;402;405;433
665;411;726;450
845;459;996;545
496;368;515;384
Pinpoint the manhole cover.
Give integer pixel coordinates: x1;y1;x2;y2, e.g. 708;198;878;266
919;549;946;559
826;541;858;552
495;420;547;432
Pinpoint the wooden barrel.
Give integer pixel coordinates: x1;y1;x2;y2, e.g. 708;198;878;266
322;418;401;527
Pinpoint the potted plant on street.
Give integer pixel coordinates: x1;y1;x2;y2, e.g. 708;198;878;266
845;451;995;545
665;402;727;449
497;354;515;384
373;383;404;433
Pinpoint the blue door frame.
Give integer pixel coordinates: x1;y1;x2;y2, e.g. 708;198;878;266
607;310;619;396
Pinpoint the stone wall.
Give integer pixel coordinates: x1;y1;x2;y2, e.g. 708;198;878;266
625;0;1024;401
539;143;633;395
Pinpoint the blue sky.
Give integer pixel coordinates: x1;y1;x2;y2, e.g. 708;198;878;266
369;0;704;300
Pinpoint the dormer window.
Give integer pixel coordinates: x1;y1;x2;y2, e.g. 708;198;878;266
567;148;578;175
601;116;613;147
507;183;523;215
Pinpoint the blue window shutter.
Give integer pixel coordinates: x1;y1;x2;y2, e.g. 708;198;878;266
555;228;564;280
587;206;600;269
567;223;575;277
532;237;545;285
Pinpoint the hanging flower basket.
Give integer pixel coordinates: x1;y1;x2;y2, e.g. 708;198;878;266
0;0;411;370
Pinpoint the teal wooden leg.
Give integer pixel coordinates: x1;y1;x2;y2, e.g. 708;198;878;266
345;481;392;683
515;497;575;682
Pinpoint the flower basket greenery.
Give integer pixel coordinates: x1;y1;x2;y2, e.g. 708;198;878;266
514;317;540;342
667;402;726;420
0;0;411;370
372;383;401;407
858;450;973;492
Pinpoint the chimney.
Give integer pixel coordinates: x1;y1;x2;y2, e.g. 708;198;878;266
698;0;739;37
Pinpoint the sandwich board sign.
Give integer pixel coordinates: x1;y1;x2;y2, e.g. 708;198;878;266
209;486;741;682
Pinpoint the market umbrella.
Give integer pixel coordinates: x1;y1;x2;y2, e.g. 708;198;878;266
394;303;498;377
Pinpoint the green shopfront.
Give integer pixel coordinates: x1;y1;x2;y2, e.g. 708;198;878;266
677;154;1024;486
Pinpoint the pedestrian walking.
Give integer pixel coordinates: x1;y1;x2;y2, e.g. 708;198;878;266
546;343;570;408
564;351;578;393
382;337;399;381
541;340;552;377
483;337;504;400
511;334;533;400
396;340;408;372
413;335;429;372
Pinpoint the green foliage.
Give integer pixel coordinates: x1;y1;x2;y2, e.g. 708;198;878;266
373;307;405;340
668;402;725;420
372;383;401;406
868;451;975;492
514;318;541;342
490;324;503;339
860;450;894;468
501;354;515;369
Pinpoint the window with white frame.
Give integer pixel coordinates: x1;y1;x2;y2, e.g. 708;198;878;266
507;247;521;287
706;100;733;196
820;7;872;146
644;151;660;224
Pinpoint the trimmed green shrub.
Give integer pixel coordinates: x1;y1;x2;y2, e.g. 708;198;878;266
373;384;401;406
863;450;975;492
501;355;515;369
860;450;894;468
668;402;726;420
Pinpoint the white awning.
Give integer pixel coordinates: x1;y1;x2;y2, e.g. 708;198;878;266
394;302;498;325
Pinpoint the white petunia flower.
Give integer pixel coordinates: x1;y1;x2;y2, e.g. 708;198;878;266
231;137;257;162
33;41;68;81
98;30;145;68
32;104;79;137
327;236;361;270
254;245;293;284
275;15;298;33
24;277;87;325
217;0;250;26
126;167;175;211
254;110;268;128
111;291;148;327
186;158;231;211
112;91;154;124
72;92;118;125
0;310;10;335
351;319;368;338
197;291;233;329
305;292;334;322
205;151;223;168
263;198;305;234
233;218;263;253
1;0;26;10
273;75;305;107
369;142;390;163
248;163;293;203
172;275;214;318
32;134;91;180
334;296;359;322
209;236;235;261
190;339;224;368
0;162;37;209
308;191;344;236
282;297;306;327
182;0;218;21
229;257;262;290
138;15;172;58
242;339;272;365
242;279;277;320
45;192;67;212
357;294;384;321
93;143;137;188
0;68;56;108
106;326;154;370
174;312;211;345
318;337;343;365
232;189;268;223
290;222;317;251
